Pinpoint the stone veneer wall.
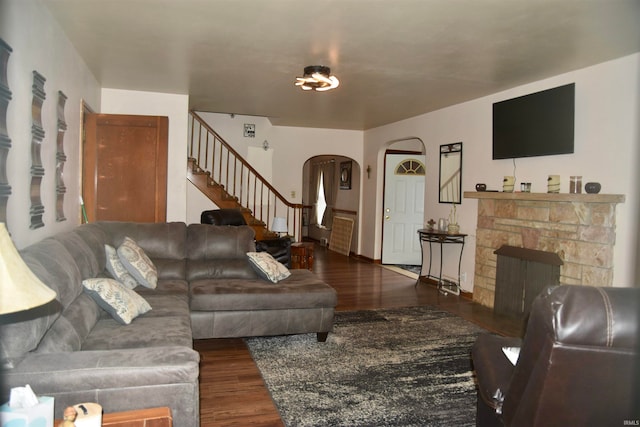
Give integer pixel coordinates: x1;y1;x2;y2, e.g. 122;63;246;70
464;192;625;309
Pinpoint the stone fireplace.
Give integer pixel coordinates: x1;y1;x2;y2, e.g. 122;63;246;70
464;191;625;309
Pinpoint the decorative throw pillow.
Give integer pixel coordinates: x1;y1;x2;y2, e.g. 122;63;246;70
117;237;158;289
247;251;291;283
82;278;151;325
105;244;138;289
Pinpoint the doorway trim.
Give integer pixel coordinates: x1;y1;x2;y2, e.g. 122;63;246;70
379;137;426;262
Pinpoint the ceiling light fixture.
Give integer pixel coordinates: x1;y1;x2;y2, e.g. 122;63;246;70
294;65;339;92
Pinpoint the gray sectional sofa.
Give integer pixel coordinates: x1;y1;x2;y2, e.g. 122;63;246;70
0;221;337;427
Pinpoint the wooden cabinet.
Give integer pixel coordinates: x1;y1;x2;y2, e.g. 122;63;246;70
291;242;314;270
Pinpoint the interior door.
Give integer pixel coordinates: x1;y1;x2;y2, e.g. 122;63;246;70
382;154;426;265
83;114;168;223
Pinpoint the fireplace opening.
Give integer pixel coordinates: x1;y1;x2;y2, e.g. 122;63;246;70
494;245;563;320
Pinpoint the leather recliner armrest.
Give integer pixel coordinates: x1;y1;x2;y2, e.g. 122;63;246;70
472;334;522;417
255;238;292;268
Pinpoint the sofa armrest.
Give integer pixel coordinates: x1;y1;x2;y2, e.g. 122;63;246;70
2;346;199;424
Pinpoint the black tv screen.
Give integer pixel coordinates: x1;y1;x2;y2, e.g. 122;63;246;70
492;83;575;160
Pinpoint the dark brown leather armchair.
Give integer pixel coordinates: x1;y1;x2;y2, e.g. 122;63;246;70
201;208;291;267
201;208;247;226
472;285;640;427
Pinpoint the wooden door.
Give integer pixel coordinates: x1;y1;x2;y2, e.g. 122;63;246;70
83;114;168;223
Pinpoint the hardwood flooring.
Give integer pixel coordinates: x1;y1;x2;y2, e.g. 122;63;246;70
194;243;521;426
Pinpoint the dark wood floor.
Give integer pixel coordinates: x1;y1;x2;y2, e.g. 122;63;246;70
194;243;521;426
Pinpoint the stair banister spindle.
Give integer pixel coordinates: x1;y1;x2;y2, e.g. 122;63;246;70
252;174;257;221
204;131;210;173
189;114;194;159
232;157;237;197
238;163;244;204
259;181;264;223
225;150;231;191
197;121;203;165
217;138;223;184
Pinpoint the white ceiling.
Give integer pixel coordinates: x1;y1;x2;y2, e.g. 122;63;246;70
43;0;640;130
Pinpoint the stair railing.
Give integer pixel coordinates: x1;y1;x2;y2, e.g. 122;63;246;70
188;111;304;241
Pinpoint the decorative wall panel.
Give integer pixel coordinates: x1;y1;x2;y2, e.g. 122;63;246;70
56;91;67;222
0;39;12;225
30;71;46;229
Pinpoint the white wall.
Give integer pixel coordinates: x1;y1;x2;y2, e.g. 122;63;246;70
0;0;101;249
364;53;640;290
186;181;218;225
101;89;189;223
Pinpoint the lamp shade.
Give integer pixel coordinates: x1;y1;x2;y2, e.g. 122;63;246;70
271;217;288;234
0;223;56;315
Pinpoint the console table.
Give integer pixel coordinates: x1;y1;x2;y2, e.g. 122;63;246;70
416;229;467;295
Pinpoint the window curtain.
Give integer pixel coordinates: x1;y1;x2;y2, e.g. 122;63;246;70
320;161;336;228
309;159;337;228
309;162;320;225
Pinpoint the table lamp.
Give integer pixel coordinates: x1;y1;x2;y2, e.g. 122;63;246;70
271;217;288;238
0;223;56;315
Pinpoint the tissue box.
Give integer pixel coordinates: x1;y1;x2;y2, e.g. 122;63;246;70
0;396;54;427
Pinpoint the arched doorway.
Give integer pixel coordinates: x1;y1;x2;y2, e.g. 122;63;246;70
302;155;361;254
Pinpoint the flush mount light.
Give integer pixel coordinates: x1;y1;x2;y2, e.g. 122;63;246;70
294;65;339;92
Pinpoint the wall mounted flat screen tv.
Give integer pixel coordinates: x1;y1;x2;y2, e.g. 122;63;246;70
493;83;575;160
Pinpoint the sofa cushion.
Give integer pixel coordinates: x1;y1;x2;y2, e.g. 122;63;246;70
0;238;83;361
97;222;187;280
34;293;101;353
55;230;102;280
105;244;138;289
117;237;158;289
190;269;337;311
82;278;151;325
186;225;257;281
246;252;291;283
82;315;193;350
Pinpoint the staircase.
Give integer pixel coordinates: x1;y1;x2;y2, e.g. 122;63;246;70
187;111;304;241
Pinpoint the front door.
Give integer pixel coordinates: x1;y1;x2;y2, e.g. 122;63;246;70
382;154;426;265
82;114;168;223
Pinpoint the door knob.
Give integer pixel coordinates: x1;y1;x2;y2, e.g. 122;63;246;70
385;215;390;220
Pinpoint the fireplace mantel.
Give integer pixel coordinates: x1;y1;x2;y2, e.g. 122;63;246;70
463;190;625;309
464;191;624;204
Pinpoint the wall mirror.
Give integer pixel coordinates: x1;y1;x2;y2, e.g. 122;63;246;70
439;142;462;204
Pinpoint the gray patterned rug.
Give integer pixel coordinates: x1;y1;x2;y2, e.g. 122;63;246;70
246;306;485;426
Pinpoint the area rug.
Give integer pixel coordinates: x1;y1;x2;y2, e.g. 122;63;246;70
246;306;485;427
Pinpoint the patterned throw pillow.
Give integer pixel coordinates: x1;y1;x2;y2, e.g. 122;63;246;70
82;278;151;325
117;237;158;289
105;244;138;289
246;251;291;283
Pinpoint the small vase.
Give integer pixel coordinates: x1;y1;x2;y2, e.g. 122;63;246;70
447;224;460;234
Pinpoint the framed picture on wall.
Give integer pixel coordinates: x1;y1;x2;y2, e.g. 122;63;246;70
340;161;352;190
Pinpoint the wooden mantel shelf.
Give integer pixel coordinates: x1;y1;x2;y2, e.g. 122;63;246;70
463;191;625;204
